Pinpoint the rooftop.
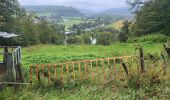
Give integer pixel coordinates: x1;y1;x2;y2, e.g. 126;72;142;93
0;32;20;38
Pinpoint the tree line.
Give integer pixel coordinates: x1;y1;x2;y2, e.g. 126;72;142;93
122;0;170;37
1;0;169;46
0;0;65;46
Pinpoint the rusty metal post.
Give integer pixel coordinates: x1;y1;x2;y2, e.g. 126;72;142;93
101;60;106;81
96;60;99;74
78;62;82;81
84;61;87;80
90;60;94;81
107;59;112;79
113;59;117;81
72;63;76;80
60;64;64;81
66;63;70;81
54;64;57;79
48;64;51;82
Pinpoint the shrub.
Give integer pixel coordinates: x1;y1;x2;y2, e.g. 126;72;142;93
118;32;128;42
82;34;91;45
128;34;168;43
66;36;83;45
167;37;170;46
97;32;113;45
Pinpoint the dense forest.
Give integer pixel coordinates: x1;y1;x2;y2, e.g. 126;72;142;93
126;0;170;36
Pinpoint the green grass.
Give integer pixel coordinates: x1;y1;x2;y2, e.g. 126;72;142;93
105;20;124;30
58;17;83;31
128;34;168;43
1;42;170;100
22;43;163;67
36;12;52;17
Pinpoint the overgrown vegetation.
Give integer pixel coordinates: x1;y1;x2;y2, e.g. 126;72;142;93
0;43;170;99
0;0;170;99
0;0;65;46
126;0;170;36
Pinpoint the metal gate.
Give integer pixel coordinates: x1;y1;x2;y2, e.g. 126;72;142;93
29;56;137;84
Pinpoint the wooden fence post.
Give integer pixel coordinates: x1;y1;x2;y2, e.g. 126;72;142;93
36;65;40;82
139;47;145;73
29;66;33;83
163;44;170;57
161;52;167;75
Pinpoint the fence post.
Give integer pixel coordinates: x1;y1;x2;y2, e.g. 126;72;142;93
48;64;51;82
163;44;170;57
139;47;145;73
161;52;167;75
29;66;33;83
36;65;40;82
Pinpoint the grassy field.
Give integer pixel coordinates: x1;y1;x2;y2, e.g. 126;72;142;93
22;42;163;67
36;13;52;17
58;17;83;31
0;42;170;100
106;20;124;30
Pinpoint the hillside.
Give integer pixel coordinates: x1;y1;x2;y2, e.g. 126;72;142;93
106;20;124;30
101;8;130;16
24;5;84;17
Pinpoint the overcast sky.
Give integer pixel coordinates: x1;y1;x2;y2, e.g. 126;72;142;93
18;0;127;10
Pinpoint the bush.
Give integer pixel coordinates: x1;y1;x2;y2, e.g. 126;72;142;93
66;36;83;45
167;37;170;46
97;32;113;45
82;34;91;45
118;32;128;42
128;34;168;43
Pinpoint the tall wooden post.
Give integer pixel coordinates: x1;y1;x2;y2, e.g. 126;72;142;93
6;54;16;82
3;47;8;64
163;44;170;57
139;47;145;73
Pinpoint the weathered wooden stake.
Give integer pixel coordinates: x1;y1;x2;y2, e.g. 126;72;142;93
163;44;170;57
161;52;167;75
36;65;40;82
139;47;145;73
29;66;33;83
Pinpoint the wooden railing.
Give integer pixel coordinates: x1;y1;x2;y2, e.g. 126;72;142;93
12;47;22;66
0;46;21;65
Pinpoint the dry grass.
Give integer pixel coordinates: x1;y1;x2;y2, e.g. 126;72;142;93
106;20;124;30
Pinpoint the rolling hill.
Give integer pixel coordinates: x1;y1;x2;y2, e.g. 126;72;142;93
24;5;84;17
101;8;130;16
